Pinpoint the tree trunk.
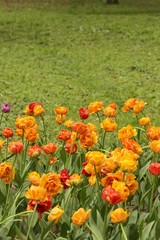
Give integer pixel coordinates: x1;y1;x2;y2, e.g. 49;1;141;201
107;0;119;4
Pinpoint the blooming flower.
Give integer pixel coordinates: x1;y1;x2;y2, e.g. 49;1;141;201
24;127;39;142
57;129;71;141
147;126;160;141
86;151;106;166
48;205;64;224
125;173;138;195
60;169;70;189
54;106;68;115
122;98;137;112
24;102;44;116
148;162;160;176
88;101;103;114
0;162;15;184
25;185;47;201
8;141;24;154
110;208;129;224
42;143;57;154
16;116;37;129
149;140;160;154
102;185;122;204
121;138;143;155
40;172;63;196
69;173;82;186
33;105;45;116
28;145;41;158
112;180;130;202
79;107;89;121
71;122;87;134
1;103;10;113
100;118;117;132
55;115;66;125
2;128;14;138
118;125;137;140
139;117;151;126
71;208;91;226
103;103;117;117
133;100;145;115
28;171;41;186
27;195;52;219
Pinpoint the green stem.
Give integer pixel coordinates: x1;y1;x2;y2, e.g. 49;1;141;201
86;223;100;240
149;176;157;212
103;202;109;236
26;201;38;240
0;210;33;226
0;113;3;128
120;223;128;240
102;130;106;149
96;112;102;123
5;138;9;161
41;115;47;144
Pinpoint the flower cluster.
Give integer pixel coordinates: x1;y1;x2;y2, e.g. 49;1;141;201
0;98;160;240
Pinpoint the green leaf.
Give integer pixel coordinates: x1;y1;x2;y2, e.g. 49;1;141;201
88;214;104;240
56;238;68;240
15;225;26;240
128;224;139;240
141;221;155;240
127;210;138;225
40;219;57;239
75;232;90;240
139;161;150;181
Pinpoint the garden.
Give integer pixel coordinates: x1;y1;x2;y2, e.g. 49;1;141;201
0;0;160;239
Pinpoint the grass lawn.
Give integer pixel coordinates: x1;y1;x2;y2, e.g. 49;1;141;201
0;0;160;126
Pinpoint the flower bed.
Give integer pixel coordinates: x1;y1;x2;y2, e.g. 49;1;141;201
0;99;160;240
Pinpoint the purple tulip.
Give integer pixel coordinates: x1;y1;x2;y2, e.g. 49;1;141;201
1;103;11;113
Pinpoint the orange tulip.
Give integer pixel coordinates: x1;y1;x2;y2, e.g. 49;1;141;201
71;208;91;226
122;98;137;112
139;117;151;126
112;180;130;202
57;129;71;141
55;114;66;125
33;105;45;116
88;101;103;114
147;126;160;141
48;205;64;224
28;145;41;158
28;172;41;186
100;118;117;132
110;208;129;224
121;138;143;155
149;140;160;154
25;185;47;201
24;127;39;142
118;125;137;140
54;106;68;115
42;143;57;154
103;103;117;117
2;128;14;138
86;151;106;166
8;141;24;154
0;162;15;184
133;100;145;115
40;173;63;196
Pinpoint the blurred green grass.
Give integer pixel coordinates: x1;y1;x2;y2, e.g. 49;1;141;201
0;0;160;127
